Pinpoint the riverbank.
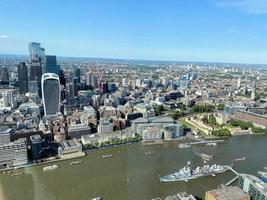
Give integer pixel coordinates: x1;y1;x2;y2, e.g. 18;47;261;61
0;151;86;172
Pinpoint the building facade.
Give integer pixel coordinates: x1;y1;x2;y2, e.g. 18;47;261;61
0;138;28;168
17;62;28;94
41;73;60;116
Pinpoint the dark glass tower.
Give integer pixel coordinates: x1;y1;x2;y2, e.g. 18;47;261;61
17;62;28;94
45;55;60;75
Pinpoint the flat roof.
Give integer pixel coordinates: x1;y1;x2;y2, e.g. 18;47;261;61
206;186;250;200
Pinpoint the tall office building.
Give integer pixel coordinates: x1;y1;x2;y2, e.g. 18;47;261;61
17;62;28;94
28;62;42;95
237;77;241;88
30;135;43;160
41;73;60;116
73;77;79;96
28;42;45;64
45;55;60;75
28;42;45;95
75;68;81;84
85;73;98;89
0;67;9;84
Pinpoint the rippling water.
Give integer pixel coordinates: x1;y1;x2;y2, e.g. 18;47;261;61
1;135;267;200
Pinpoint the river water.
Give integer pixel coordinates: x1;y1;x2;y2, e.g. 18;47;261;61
1;135;267;200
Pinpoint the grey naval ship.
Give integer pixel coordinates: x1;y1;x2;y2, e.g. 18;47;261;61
160;161;231;183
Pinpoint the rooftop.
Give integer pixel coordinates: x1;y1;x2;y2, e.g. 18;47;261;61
206;186;250;200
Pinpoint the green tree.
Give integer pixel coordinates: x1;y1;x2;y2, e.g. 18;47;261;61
251;126;265;133
154;105;164;116
212;128;231;137
202;115;209;124
170;111;184;120
217;104;225;111
208;115;217;126
190;105;215;114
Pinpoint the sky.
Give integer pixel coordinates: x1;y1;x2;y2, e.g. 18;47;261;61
0;0;267;64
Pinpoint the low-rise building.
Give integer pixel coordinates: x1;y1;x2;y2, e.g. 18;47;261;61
238;173;267;200
0;127;13;144
142;127;162;141
165;192;197;200
58;139;82;157
234;110;267;128
98;120;113;134
205;186;250;200
67;124;91;139
0;138;28;168
162;124;184;139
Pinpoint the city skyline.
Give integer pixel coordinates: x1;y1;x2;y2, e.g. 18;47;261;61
0;0;267;64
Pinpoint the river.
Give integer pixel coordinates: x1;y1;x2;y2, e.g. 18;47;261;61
1;135;267;200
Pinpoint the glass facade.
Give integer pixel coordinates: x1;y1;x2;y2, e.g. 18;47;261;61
42;74;60;116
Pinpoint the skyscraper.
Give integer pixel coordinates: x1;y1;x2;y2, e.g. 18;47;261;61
41;73;60;116
28;42;45;64
28;42;45;95
17;62;28;94
28;62;42;95
0;67;9;84
45;55;60;75
85;73;98;89
75;68;81;84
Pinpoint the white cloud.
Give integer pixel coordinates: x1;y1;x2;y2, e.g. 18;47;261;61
215;0;267;14
0;35;9;39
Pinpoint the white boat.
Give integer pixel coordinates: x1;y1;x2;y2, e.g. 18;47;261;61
91;197;102;200
70;161;83;165
201;153;214;160
178;143;191;149
43;164;58;171
234;157;246;161
102;154;112;159
206;142;217;146
11;172;23;177
145;150;155;155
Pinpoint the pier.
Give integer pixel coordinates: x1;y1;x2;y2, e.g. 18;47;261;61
220;166;240;187
225;176;239;186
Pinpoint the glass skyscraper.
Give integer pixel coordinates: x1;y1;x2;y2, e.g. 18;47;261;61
17;62;28;94
45;55;60;75
41;73;60;116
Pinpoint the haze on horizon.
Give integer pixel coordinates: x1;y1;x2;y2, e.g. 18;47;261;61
0;0;267;64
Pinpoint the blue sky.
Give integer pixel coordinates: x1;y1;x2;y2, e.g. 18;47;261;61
0;0;267;64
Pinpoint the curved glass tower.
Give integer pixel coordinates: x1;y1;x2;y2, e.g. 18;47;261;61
41;73;60;116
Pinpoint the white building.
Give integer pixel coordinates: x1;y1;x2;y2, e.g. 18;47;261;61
0;138;28;168
97;120;113;134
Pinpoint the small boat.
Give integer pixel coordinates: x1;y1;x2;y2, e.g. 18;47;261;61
263;167;267;171
102;154;112;159
70;161;83;165
234;157;246;161
43;164;58;171
206;142;217;146
91;197;102;200
145;150;155;155
201;153;214;160
178;143;191;149
11;172;23;177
